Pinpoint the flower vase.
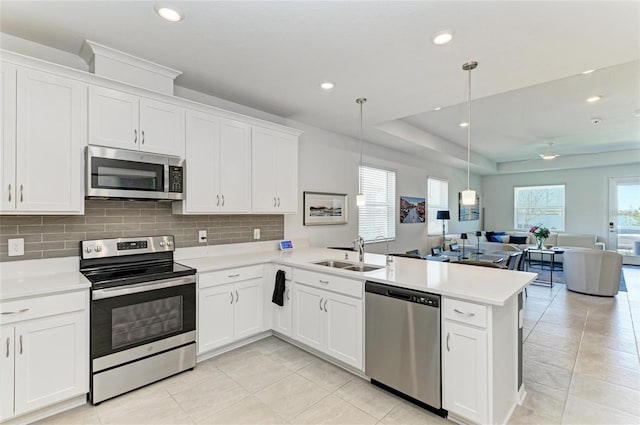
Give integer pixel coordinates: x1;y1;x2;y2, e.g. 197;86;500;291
536;237;544;249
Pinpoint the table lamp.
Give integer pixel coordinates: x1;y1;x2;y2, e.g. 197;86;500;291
475;231;482;256
460;233;468;259
436;210;450;250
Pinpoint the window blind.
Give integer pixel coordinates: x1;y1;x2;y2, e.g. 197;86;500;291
358;166;396;242
428;177;448;235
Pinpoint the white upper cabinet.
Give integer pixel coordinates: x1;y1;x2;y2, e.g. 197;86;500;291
88;85;184;157
251;126;298;214
1;66;85;214
175;110;250;214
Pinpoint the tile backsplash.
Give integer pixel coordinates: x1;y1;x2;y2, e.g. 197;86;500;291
0;200;284;261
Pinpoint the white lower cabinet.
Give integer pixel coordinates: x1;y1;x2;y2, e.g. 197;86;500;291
0;291;88;422
292;269;363;370
270;266;293;337
198;265;264;354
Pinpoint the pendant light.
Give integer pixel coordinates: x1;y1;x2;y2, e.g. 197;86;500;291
540;142;559;160
356;98;367;207
461;61;477;206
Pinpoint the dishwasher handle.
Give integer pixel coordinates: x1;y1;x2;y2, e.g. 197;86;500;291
387;290;412;301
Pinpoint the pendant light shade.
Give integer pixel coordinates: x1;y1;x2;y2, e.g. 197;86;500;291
462;61;477;206
356;98;367;207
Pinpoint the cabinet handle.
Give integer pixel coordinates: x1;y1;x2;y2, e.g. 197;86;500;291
7;184;11;202
319;279;329;285
19;335;23;355
216;195;220;207
276;197;280;207
446;333;450;352
230;292;234;304
453;308;475;317
286;288;290;301
1;308;29;315
323;299;328;312
5;337;9;358
134;129;137;144
141;130;145;144
221;195;225;207
235;290;239;303
273;197;277;207
20;185;23;202
319;298;323;311
228;274;240;278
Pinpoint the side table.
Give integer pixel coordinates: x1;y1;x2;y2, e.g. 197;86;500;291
525;248;565;287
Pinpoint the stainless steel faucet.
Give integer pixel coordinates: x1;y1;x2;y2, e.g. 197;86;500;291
354;236;365;262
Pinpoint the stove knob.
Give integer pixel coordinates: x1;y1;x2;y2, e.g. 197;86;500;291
85;246;92;254
167;240;173;246
160;241;165;247
95;245;102;252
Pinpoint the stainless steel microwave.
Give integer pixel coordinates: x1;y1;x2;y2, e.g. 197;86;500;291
86;146;184;200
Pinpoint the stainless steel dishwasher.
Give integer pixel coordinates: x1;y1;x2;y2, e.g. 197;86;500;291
365;281;443;414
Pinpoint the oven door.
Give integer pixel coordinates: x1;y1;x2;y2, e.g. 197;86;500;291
86;146;170;200
91;276;196;370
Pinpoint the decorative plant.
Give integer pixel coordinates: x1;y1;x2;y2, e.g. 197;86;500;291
529;225;550;248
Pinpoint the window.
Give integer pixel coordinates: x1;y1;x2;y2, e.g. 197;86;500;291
514;185;565;231
358;166;396;242
428;177;449;235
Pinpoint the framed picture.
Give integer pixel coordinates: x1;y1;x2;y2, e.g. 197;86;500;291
400;196;426;223
459;193;480;221
303;192;348;225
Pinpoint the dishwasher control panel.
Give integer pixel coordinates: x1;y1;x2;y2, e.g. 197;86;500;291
365;281;440;307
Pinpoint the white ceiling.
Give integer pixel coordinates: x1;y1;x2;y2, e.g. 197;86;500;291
1;1;639;173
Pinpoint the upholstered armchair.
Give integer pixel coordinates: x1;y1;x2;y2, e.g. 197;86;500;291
563;249;623;296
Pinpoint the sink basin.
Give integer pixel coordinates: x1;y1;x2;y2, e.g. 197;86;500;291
313;260;354;268
342;264;383;272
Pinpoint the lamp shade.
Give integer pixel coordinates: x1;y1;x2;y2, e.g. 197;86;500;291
460;233;468;240
461;189;476;205
436;210;450;220
475;231;482;236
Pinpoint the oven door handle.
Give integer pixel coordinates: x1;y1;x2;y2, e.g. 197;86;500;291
92;276;196;300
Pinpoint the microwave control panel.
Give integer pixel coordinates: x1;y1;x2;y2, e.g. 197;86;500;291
169;166;184;193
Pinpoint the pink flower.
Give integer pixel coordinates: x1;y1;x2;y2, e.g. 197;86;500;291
529;225;539;233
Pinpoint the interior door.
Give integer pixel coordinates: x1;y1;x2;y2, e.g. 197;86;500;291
609;177;640;265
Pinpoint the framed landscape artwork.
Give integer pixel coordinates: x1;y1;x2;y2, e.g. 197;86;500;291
303;192;348;225
400;196;426;223
459;193;480;221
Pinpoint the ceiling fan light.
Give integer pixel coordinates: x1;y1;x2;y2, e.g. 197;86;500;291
356;193;366;207
461;189;476;205
540;153;559;160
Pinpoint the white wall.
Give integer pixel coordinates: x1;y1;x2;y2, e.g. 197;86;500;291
482;164;640;245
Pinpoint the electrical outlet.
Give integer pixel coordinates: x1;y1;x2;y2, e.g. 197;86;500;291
253;229;260;240
198;230;207;243
8;238;24;256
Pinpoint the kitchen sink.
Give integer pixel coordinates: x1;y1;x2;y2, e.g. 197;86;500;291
312;260;383;273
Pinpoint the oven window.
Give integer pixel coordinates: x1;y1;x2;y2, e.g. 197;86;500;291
91;157;164;192
111;295;183;349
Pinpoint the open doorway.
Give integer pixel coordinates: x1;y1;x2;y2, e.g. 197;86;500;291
609;177;640;265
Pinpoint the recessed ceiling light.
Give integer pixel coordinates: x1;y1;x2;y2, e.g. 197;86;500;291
586;96;601;103
459;122;469;128
320;82;334;90
582;69;596;74
156;7;183;22
433;107;442;111
432;30;454;45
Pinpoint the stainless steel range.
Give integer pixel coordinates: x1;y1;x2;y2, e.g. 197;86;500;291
80;235;196;404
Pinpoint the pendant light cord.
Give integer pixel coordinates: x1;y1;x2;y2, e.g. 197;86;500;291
359;100;363;192
466;66;471;191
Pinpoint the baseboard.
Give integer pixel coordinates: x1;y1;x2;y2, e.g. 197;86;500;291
196;330;272;363
3;395;87;425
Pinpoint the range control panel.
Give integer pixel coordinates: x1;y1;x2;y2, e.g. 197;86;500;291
117;241;148;251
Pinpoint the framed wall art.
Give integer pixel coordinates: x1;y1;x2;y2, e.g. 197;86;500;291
303;191;348;225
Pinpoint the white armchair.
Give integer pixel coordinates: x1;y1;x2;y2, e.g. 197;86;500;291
563;249;623;296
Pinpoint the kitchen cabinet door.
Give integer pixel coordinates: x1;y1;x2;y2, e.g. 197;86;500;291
219;119;251;213
0;326;14;421
275;134;298;213
16;68;85;213
292;284;324;352
251;126;279;213
273;281;292;337
0;63;16;212
233;278;263;340
88;86;139;151
443;320;488;425
184;109;221;213
325;293;363;370
139;98;184;157
13;311;87;417
198;283;234;354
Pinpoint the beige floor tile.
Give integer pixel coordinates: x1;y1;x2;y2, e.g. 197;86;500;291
290;394;377;425
197;395;286;425
217;351;294;393
574;358;640;391
531;322;583;339
36;404;102;425
507;405;557;425
520;382;566;421
170;369;249;423
576;344;640;370
379;401;447;425
568;374;640;417
538;313;586;330
97;387;193;424
523;359;573;391
524;329;581;354
255;373;329;420
246;336;291;355
334;378;402;420
267;343;317;371
562;393;640;425
297;359;354;392
523;342;577;371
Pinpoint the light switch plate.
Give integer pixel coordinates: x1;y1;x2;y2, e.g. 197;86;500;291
8;238;24;256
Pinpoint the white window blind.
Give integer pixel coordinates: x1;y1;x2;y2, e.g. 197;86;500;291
358;166;396;242
428;177;448;235
514;185;565;231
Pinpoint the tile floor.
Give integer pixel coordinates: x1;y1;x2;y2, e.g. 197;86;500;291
39;268;640;425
